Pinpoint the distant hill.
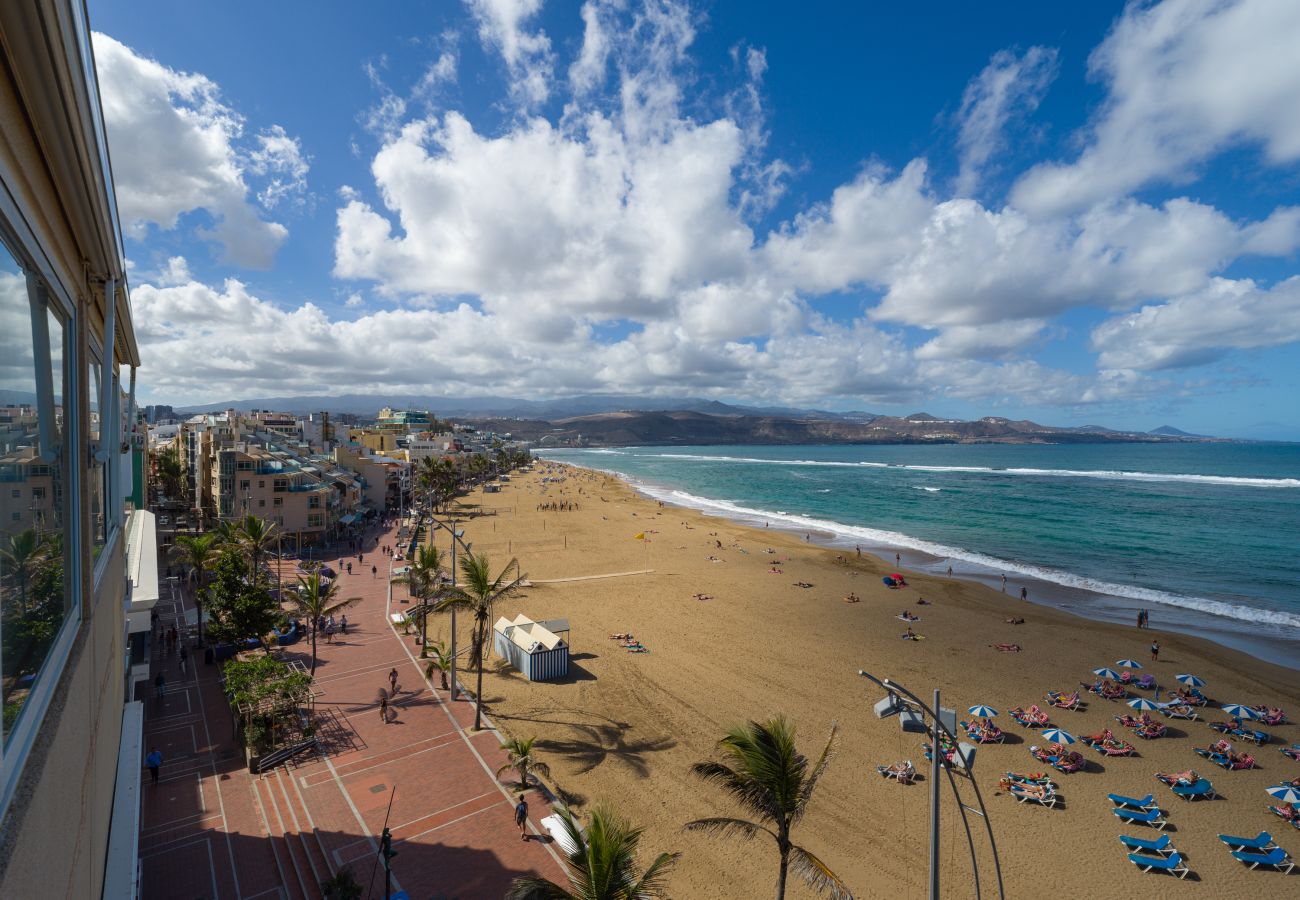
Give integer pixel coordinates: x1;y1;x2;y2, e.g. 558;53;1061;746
176;392;878;422
1150;425;1209;438
464;409;1225;447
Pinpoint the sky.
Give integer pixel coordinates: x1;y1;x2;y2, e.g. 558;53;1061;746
90;0;1300;439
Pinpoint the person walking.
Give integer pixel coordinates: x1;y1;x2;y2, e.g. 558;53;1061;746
514;795;529;841
389;667;398;694
1000;573;1007;592
346;562;352;575
154;671;166;701
1150;640;1160;662
372;564;378;578
379;694;389;724
179;644;188;675
145;747;162;786
340;614;348;634
1020;586;1028;601
946;565;953;577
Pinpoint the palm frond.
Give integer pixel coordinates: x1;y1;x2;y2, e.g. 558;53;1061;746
795;721;838;819
682;817;772;842
503;876;574;900
787;843;854;900
626;851;681;899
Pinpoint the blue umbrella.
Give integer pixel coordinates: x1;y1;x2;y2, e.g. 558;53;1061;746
1093;667;1121;680
1127;698;1160;711
967;705;998;718
1041;728;1076;745
1116;659;1142;669
1265;785;1300;804
1221;704;1262;720
1176;674;1206;687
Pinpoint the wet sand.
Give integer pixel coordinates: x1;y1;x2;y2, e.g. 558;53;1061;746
415;463;1300;898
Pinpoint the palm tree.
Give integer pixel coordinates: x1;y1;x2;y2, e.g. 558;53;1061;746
1;528;47;614
685;718;851;900
390;544;444;656
290;572;362;675
423;640;452;690
234;514;279;586
433;552;525;730
506;805;678;900
170;533;219;644
496;735;551;790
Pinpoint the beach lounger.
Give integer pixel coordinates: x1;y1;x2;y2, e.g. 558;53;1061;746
1281;744;1300;761
1230;846;1294;873
1108;792;1157;811
1112;806;1169;829
1095;740;1137;757
1170;778;1216;800
1217;831;1276;852
1159;704;1198;720
1135;674;1157;690
1008;783;1058;807
1119;833;1172;856
1005;772;1056;788
1128;851;1188;877
877;760;915;784
1267;806;1300;829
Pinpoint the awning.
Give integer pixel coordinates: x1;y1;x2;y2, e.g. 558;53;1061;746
339;513;358;525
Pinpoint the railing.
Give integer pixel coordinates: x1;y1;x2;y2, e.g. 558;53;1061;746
252;737;318;773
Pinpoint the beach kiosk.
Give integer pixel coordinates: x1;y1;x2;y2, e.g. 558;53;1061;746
493;614;570;681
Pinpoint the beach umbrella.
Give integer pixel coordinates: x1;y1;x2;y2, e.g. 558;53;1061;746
1266;785;1300;804
967;705;998;718
1115;659;1143;669
1093;667;1121;680
1041;728;1076;745
1221;704;1261;720
1127;698;1160;711
1176;674;1206;687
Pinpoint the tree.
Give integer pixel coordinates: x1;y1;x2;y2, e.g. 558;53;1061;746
685;718;851;900
233;514;279;586
289;572;361;675
423;640;452;689
433;552;525;731
1;528;46;614
496;735;551;790
155;442;185;504
171;533;219;645
204;550;280;647
389;544;444;656
506;805;678;900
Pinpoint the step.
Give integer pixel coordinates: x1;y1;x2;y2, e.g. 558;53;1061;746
254;774;315;900
273;767;333;895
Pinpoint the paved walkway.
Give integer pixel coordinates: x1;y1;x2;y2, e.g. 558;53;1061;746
139;519;566;900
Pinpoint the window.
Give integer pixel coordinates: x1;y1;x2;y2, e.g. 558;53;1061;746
258;499;265;508
239;480;250;491
1;242;72;747
273;497;282;507
87;359;106;554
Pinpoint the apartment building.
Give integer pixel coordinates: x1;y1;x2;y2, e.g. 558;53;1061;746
1;4;149;898
333;443;409;511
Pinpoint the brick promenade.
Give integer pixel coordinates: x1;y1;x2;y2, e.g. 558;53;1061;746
138;520;566;899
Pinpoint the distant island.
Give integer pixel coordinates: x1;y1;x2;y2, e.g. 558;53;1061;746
167;393;1225;447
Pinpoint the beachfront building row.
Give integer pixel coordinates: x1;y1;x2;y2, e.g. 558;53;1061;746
1;3;152;897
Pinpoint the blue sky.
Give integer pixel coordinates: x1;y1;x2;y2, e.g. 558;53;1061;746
92;1;1300;439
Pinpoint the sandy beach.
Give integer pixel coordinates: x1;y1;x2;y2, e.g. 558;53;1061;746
410;463;1300;898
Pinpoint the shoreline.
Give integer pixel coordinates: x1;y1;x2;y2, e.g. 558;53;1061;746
444;462;1300;898
539;454;1300;669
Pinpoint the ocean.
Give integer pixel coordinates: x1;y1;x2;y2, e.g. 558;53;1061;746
536;442;1300;668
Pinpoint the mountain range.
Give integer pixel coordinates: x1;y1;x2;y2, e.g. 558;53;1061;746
169;392;1221;445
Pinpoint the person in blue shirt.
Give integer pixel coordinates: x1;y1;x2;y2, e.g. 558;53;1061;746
145;748;163;786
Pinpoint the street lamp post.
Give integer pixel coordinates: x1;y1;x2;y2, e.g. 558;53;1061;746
858;669;1004;900
421;511;471;702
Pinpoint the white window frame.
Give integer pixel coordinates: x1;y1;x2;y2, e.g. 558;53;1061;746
0;204;85;821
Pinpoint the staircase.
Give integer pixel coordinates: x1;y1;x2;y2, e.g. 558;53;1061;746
253;766;335;900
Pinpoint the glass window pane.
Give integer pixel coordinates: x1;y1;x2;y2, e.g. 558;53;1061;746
88;359;106;553
1;244;69;744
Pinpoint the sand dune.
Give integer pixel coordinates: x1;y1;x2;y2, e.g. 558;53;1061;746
411;463;1299;898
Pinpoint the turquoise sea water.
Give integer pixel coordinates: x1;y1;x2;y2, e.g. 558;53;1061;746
537;443;1300;667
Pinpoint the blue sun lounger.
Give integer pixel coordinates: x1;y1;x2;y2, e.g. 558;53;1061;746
1230;846;1295;873
1119;833;1172;856
1108;792;1157;810
1170;777;1216;800
1128;850;1189;877
1217;831;1276;852
1112;806;1168;830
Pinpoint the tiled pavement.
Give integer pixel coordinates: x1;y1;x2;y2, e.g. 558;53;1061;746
139;522;566;899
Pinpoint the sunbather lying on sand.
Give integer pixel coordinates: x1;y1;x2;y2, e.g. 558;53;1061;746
609;632;634;640
769;567;783;574
901;627;921;640
692;593;713;601
991;643;1022;652
843;593;860;603
1004;617;1025;624
793;581;813;588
